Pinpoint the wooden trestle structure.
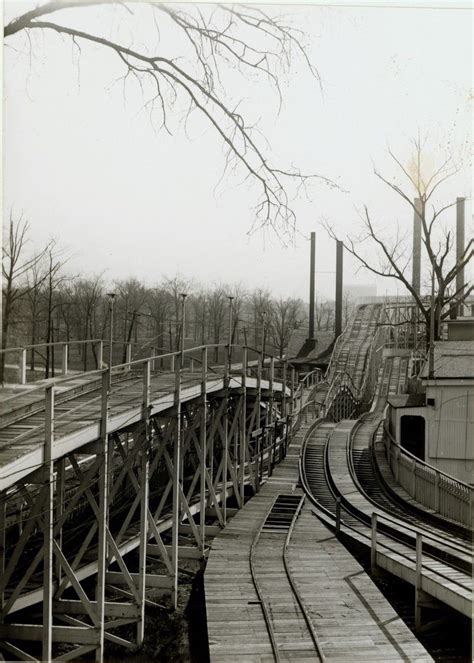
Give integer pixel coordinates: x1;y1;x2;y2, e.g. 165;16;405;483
0;344;319;662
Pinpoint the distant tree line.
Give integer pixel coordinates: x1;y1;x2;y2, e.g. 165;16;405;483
2;215;351;381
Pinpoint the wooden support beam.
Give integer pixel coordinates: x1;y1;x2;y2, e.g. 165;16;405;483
171;357;182;609
0;625;100;645
96;372;109;663
53;600;141;619
160;545;204;560
1;640;39;661
43;385;55;662
105;572;174;589
200;347;208;552
179;523;221;537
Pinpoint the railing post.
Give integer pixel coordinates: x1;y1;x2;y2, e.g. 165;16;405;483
434;472;440;512
290;367;296;417
137;360;150;646
282;360;287;419
19;348;27;385
61;343;68;376
415;532;423;631
125;343;132;370
240;347;247;503
43;385;54;662
96;371;109;662
170;354;175;373
370;512;377;574
200;347;208;552
171;354;182;610
97;341;104;369
335;497;341;536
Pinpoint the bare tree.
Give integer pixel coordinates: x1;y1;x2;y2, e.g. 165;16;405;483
325;136;473;342
147;285;172;354
163;276;192;351
4;1;336;238
248;288;272;350
43;243;69;377
206;285;227;362
114;278;148;361
269;297;304;357
1;213;50;381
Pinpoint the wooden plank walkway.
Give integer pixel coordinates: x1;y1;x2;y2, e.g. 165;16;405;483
205;416;432;662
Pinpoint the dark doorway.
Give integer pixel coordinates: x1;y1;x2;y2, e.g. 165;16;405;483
400;415;425;461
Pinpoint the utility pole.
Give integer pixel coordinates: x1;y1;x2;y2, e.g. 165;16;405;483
428;269;435;380
309;232;316;340
179;293;187;364
335;240;344;338
106;293;116;388
227;296;234;369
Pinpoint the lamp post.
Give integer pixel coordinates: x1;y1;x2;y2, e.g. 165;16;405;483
261;310;268;357
179;293;187;366
107;293;116;388
227;296;234;369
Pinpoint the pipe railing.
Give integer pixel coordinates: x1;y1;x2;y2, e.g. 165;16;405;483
0;343;298;478
382;422;473;529
0;339;144;385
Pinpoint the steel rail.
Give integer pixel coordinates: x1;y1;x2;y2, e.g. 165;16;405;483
249;494;325;663
300;420;471;595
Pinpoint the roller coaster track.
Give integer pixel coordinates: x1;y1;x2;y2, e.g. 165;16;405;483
300;303;473;621
249;494;326;662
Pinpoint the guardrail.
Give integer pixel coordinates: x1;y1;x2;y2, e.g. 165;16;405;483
0;339;146;384
382;422;473;529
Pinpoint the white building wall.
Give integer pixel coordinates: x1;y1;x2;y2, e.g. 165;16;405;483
425;381;474;484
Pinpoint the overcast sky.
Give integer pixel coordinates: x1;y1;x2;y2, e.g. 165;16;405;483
3;0;472;301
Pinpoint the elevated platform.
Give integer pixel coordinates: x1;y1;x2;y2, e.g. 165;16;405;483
204;416;432;662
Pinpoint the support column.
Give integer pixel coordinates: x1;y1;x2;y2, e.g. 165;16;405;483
200;348;208;552
19;348;26;385
137;361;151;646
309;231;316;340
335;240;344;338
171;357;182;610
95;371;109;663
61;344;68;376
240;347;247;503
43;386;55;663
415;533;423;631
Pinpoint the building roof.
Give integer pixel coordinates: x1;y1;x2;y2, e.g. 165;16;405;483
387;393;426;408
420;341;474;380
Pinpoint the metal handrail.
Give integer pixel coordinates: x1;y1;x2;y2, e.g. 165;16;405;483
383;422;473;492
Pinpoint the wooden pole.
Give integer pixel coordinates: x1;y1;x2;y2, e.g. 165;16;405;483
96;371;109;662
171;355;182;610
240;347;247;503
415;532;423;631
43;385;54;662
200;347;208;552
137;361;151;645
370;512;377;574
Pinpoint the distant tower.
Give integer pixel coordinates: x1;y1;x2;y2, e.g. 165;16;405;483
412;198;422;296
335;240;343;338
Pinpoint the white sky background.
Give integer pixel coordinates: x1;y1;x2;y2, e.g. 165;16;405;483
3;1;473;301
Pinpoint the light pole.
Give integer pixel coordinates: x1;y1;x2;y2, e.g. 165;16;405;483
227;296;234;369
428;269;435;380
179;293;187;366
107;293;116;388
261;310;268;357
